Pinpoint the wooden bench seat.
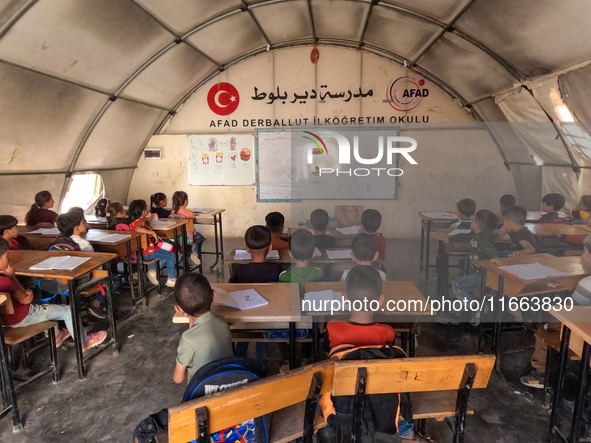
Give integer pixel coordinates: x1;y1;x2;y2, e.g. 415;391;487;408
3;321;58;346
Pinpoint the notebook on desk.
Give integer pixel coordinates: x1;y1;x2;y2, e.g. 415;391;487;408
234;249;280;260
212;288;269;310
30;256;91;271
499;263;567;280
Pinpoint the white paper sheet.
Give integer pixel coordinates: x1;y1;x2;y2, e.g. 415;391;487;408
150;220;176;228
27;227;61;235
86;232;131;243
449;229;471;236
421;212;458;219
192;208;213;214
336;226;360;235
326;249;352;260
213;288;269;310
303;290;345;311
234;249;280;260
30;256;91;271
499;263;567;280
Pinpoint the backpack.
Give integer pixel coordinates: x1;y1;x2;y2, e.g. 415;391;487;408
133;357;270;443
319;343;412;436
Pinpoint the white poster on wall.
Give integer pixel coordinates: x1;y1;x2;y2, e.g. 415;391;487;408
188;134;254;186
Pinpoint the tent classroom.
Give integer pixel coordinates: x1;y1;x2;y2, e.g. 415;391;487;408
1;0;591;442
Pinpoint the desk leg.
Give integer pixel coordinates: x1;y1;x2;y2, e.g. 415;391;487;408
136;237;146;301
106;265;118;356
174;227;180;275
219;213;224;263
491;275;503;356
68;279;85;379
570;341;590;443
549;325;570;440
289;322;296;370
126;242;136;305
424;221;431;280
210;214;220;272
0;325;22;431
312;319;319;362
181;224;189;272
478;270;486;354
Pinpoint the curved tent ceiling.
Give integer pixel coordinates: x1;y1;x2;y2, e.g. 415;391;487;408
1;0;591;209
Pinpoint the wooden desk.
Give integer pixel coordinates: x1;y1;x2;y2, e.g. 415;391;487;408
152;219;191;273
434;229;470;301
549;307;591;443
0;293;22;431
418;211;458;280
527;211;571;223
192;208;225;272
85;215;108;229
8;250;118;379
524;223;588;238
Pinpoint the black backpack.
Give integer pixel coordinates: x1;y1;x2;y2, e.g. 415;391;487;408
133;357;270;443
321;344;412;435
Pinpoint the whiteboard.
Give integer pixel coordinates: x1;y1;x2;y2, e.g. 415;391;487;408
255;128;400;201
188;134;255;186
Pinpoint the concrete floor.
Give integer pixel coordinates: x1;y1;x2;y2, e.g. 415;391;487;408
0;237;571;442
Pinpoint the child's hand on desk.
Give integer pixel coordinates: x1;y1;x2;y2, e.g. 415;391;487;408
490;258;504;266
512;250;526;258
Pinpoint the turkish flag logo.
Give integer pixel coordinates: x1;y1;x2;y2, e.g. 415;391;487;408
207;82;240;116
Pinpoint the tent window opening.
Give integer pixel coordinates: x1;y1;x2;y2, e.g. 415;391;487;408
60;173;105;214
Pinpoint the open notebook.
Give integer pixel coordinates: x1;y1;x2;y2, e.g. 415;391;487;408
86;232;131;243
27;227;61;235
303;290;345;311
498;263;567;280
234;249;280;260
212;288;269;310
336;226;360;235
326;249;352;260
30;256;91;271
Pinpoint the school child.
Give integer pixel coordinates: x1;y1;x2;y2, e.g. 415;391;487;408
173;273;233;384
0;215;24;250
25;190;58;226
360;209;386;260
310;209;335;249
570;195;591;224
498;194;516;227
521;235;591;389
279;229;322;288
538;193;565;222
321;266;431;442
449;199;476;230
0;239;107;351
340;233;386;281
495;205;537;258
265;211;289;250
128;199;176;288
67;207;93;252
150;193;171;219
94;198;110;218
438;210;499;325
171;191;203;267
229;225;280;283
106;202;130;230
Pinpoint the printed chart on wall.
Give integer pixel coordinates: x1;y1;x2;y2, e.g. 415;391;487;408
255;128;400;201
188;134;255;186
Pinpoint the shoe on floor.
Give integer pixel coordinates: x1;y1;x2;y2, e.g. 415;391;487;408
55;328;71;348
520;369;545;389
165;278;177;288
88;304;107;319
82;331;108;352
190;252;201;266
147;270;159;286
401;432;434;442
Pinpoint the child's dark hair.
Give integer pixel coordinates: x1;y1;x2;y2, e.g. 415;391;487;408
25;190;53;226
351;233;377;261
502;205;527;226
360;209;382;233
289;229;316;261
150;193;167;210
56;211;84;237
0;215;18;237
500;194;516;209
580;195;591;211
345;265;382;303
174;273;214;316
456;199;477;218
265;212;285;234
106;202;125;223
95;198;110;217
542;193;565;211
0;238;9;258
474;210;499;233
245;225;271;250
310;209;329;232
129;200;147;220
172;191;188;213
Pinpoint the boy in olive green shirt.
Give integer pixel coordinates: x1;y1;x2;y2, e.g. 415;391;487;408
279;229;323;288
173;273;233;384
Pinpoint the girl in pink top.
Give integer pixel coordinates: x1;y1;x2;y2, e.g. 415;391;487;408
171;191;203;266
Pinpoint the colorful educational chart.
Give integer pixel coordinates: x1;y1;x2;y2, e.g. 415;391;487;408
188;134;255;186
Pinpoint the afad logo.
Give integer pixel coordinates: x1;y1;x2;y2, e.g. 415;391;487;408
303;131;418;177
386;76;429;112
207;82;239;116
